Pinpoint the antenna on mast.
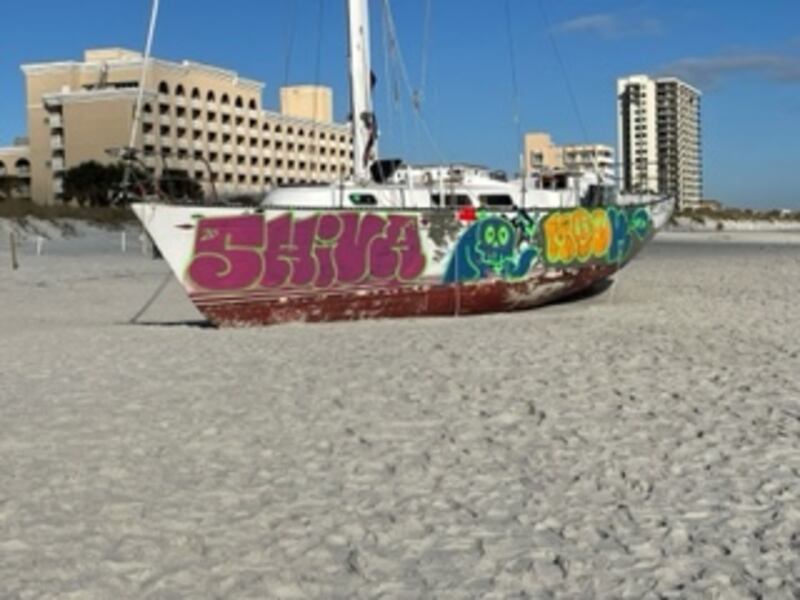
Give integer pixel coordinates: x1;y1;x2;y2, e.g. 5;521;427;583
347;0;378;181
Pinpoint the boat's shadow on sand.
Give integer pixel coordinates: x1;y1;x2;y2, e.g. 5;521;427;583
126;319;216;329
547;278;616;307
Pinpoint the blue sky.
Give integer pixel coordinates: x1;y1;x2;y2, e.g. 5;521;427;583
2;0;799;208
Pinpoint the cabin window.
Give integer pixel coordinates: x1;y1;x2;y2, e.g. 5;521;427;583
479;194;513;207
430;193;472;207
349;193;377;206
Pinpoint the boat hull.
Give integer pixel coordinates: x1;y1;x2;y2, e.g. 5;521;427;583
132;199;672;327
190;264;617;326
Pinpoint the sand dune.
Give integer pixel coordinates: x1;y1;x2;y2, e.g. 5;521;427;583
1;230;799;598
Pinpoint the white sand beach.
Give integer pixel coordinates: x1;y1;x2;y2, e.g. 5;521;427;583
1;227;799;598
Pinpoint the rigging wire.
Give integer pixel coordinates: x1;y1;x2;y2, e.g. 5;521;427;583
308;0;325;181
282;0;297;86
536;0;590;144
415;0;432;111
504;0;524;178
122;0;159;191
380;0;445;162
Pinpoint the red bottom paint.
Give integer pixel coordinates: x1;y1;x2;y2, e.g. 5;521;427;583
190;264;617;327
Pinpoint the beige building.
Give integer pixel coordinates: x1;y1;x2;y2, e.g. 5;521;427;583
0;140;31;200
20;47;354;204
617;74;702;208
523;132;614;180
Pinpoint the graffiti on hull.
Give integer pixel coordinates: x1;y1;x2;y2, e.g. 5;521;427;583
188;212;426;291
443;205;652;283
443;213;539;283
541;206;651;265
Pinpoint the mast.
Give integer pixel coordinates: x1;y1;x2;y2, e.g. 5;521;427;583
347;0;376;181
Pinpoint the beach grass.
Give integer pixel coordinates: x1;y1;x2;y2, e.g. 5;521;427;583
0;198;136;231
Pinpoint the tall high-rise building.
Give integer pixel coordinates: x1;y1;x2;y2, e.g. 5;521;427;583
617;75;702;208
19;48;354;204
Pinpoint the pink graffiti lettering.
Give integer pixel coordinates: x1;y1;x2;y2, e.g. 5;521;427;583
188;212;427;292
188;215;264;290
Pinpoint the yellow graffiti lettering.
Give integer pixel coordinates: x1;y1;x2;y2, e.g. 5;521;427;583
544;208;612;264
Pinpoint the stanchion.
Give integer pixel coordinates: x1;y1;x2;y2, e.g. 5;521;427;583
9;232;19;270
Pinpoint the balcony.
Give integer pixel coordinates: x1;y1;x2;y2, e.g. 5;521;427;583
175;96;187;108
159;115;171;126
176;117;187;128
53;178;64;193
221;124;232;135
192;140;204;151
207;101;218;111
50;136;64;150
48;113;63;128
177;139;189;150
144;133;156;146
191;99;202;110
222;144;233;154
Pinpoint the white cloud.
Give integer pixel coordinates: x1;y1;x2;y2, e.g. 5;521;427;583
556;13;662;38
659;52;800;89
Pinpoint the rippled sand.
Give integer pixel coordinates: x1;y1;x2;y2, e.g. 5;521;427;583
1;230;799;598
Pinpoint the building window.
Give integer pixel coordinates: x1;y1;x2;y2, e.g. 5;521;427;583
158;81;170;95
191;88;201;100
160;125;170;136
15;158;31;175
221;93;230;105
207;90;216;103
175;84;185;97
235;96;243;109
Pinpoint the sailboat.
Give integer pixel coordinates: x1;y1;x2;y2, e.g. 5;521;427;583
131;0;673;327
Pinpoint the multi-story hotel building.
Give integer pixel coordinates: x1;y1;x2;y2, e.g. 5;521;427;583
617;74;702;208
523;132;614;180
0;140;31;200
19;47;354;204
